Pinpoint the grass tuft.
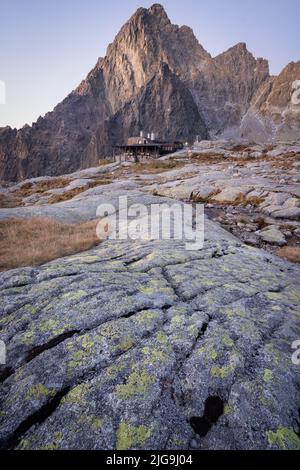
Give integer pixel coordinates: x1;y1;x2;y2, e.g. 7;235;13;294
0;217;101;271
277;246;300;264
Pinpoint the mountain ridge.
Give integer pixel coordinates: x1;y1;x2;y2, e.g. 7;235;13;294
0;3;299;182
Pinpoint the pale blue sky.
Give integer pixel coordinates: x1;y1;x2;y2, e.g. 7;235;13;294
0;0;299;128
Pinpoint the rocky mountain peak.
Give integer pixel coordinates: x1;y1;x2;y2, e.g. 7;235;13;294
148;3;171;22
0;4;298;182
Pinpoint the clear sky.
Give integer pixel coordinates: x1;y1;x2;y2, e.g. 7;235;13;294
0;0;299;129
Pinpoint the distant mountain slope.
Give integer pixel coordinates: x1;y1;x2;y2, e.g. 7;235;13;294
240;61;300;142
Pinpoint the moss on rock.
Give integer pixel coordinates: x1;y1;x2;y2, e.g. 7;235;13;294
266;426;300;450
116;421;152;450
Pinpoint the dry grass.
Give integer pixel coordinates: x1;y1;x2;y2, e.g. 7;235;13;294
191;188;221;203
245;195;266;207
13;178;71;198
190;149;300;170
189;153;226;165
277;246;300;264
0;193;23;208
231;144;252;152
0;217;101;271
132;160;184;174
98;159;114;166
270;153;300;171
46;179;112;204
254;217;269;230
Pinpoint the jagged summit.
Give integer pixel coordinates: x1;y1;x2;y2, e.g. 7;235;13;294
149;3;171;22
0;4;298;181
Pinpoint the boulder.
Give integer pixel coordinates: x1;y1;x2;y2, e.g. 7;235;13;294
191;185;216;202
272;207;300;221
283;198;300;208
257;228;287;246
212;187;252;204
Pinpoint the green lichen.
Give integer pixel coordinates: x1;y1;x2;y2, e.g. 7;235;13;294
171;315;185;327
196;346;206;357
173;437;184;446
142;347;168;365
26;383;55;401
224;307;245;318
156;331;168;344
91;417;103;431
63;290;87;301
222;334;234;348
188;324;199;337
116;421;152;450
265;344;281;365
140;283;172;296
173;275;186;282
171;306;188;315
62;383;91;405
66;334;97;369
106;362;126;379
42;432;62;450
209;348;218;361
39;319;59;333
263;369;274;383
115;370;155;399
78;414;103;431
0;315;11;326
24;305;38;315
265;292;282;301
224;404;233;416
139;286;155;295
136;310;160;324
266;426;300;450
202;279;216;287
18;439;32;450
21;330;35;345
116;337;135;352
285;287;300;302
80;335;96;350
261;395;274;408
223;283;236;290
100;323;121;340
72;350;87;362
211;364;234;379
271;305;282;312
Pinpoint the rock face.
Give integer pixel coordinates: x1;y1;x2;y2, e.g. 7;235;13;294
240;62;300;142
0;189;300;450
0;4;298;182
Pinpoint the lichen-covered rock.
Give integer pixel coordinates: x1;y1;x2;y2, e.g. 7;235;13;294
0;190;299;450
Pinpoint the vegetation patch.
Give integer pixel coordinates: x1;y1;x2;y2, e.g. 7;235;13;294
189;152;226;165
132;160;184;174
0;217;101;271
0;192;23;208
115;369;155;399
116;421;152;450
47;179;111;204
266;426;300;450
277;246;300;264
13;178;71;198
